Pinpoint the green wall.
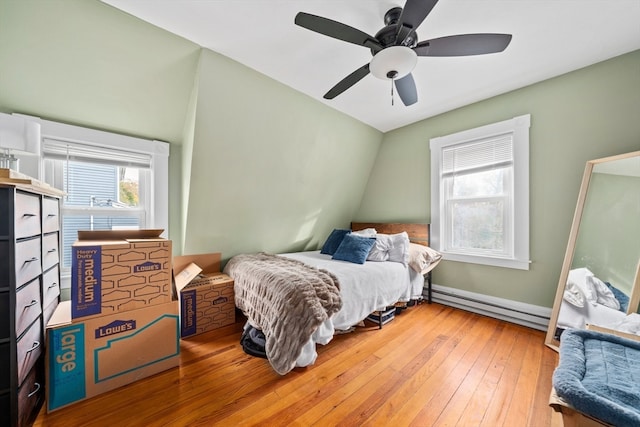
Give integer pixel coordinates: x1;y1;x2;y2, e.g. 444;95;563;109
356;50;640;307
0;0;200;143
183;49;382;259
573;172;640;295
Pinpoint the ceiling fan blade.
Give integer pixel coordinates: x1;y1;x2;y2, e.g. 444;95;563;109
396;0;439;44
295;12;383;52
394;73;418;106
324;64;371;100
414;33;512;56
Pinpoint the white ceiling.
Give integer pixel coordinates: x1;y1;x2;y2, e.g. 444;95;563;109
101;0;640;133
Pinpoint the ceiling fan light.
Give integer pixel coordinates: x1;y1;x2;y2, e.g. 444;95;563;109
370;46;417;80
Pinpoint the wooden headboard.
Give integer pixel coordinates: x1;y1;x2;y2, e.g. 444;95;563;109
351;222;430;246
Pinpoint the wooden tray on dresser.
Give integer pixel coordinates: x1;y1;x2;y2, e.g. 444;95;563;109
0;168;65;197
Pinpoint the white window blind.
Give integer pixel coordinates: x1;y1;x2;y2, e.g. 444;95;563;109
442;134;513;177
43;138;152;168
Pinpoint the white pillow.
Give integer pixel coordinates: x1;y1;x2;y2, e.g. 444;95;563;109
581;278;599;305
367;232;410;265
367;234;391;261
563;280;585;308
387;232;410;266
587;275;620;310
568;268;597;304
408;243;442;273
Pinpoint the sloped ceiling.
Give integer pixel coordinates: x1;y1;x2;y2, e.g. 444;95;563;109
105;1;639;132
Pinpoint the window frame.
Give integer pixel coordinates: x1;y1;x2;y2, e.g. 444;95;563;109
34;118;170;287
430;114;531;270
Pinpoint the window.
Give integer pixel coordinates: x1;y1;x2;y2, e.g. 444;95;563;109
430;115;530;269
43;151;148;270
37;118;169;287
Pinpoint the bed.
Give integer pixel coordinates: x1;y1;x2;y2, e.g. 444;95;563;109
223;222;441;375
557;267;640;337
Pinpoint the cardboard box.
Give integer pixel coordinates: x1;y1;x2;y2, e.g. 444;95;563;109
71;229;172;320
46;300;180;412
174;253;235;338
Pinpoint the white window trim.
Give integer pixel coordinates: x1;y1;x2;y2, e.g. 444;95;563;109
24;116;170;237
430;114;530;270
18;116;169;290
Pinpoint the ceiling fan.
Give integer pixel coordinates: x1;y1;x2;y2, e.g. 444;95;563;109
295;0;512;106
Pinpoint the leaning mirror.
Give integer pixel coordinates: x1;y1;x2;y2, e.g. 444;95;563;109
545;150;640;350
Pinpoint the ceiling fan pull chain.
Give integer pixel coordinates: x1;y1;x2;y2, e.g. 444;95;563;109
391;78;394;106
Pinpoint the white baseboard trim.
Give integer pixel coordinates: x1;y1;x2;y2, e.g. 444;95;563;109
425;283;552;331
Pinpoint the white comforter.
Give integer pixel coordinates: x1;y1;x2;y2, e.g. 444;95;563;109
281;250;424;367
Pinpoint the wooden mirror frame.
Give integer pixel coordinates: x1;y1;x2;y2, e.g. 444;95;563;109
545;150;640;350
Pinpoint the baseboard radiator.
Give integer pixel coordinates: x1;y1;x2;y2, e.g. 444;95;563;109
425;284;552;331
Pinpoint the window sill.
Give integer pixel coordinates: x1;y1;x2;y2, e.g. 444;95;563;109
442;252;530;270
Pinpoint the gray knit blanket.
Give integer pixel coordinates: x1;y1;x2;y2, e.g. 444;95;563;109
224;253;342;375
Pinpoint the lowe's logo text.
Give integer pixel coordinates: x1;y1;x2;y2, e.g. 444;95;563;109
134;261;162;273
95;320;136;339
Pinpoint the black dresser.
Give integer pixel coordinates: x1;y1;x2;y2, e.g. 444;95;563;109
0;180;62;426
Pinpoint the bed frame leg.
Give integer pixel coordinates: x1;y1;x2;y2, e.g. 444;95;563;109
425;271;433;304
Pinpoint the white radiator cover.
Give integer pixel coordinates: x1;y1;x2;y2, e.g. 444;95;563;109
425;283;552;331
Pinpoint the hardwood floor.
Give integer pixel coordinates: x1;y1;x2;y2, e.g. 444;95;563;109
35;303;559;427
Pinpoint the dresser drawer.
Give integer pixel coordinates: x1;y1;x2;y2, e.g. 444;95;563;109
0;341;9;390
17;362;44;427
42;266;60;309
15;192;41;239
0;241;8;285
16;320;42;386
42;197;60;233
0;291;8;339
15;237;42;287
42;233;60;271
16;279;42;338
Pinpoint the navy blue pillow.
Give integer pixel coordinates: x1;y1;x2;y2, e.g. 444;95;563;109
320;229;351;255
332;234;376;264
606;282;629;312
